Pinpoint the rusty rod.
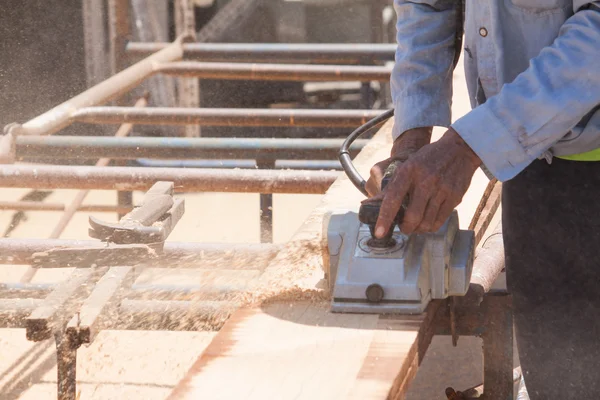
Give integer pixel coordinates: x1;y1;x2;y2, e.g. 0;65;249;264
126;42;397;63
0;238;282;266
5;38;184;137
0;299;239;331
154;62;392;82
0;201;131;213
16;136;367;161
70;107;384;127
0;165;338;193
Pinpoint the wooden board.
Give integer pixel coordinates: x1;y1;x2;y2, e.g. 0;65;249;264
168;301;440;400
169;119;497;399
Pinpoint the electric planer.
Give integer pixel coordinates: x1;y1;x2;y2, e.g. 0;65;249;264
324;110;475;314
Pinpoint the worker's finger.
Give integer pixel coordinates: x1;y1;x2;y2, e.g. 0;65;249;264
365;159;393;197
431;198;456;232
400;182;431;234
374;164;412;238
414;192;446;233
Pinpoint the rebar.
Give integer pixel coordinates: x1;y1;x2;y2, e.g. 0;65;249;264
0;201;130;213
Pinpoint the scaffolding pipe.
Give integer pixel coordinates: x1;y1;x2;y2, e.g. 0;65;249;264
16;136;367;161
126;42;397;63
0;165;338;193
133;159;342;170
0;239;282;266
70;107;384;128
0;201;131;213
5;38;185;138
154;62;393;81
0;299;239;331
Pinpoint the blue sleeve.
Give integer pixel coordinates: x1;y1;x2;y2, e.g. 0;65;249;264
451;3;600;181
391;0;460;140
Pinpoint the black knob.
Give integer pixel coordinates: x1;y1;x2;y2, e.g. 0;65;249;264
365;284;385;303
358;162;409;243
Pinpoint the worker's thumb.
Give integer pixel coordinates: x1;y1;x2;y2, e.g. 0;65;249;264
365;158;393;197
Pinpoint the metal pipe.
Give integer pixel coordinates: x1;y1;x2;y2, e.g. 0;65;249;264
0;165;338;193
133;159;343;170
0;299;238;331
5;38;185;137
16;136;367;161
154;62;392;82
70;107;385;128
0;201;131;213
126;42;397;63
257;159;275;243
0;238;282;266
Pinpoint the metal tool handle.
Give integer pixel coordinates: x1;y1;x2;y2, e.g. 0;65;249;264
358;162;407;228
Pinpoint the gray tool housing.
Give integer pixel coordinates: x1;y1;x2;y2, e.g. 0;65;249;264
324;209;475;314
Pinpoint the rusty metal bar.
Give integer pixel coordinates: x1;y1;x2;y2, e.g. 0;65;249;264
70;107;384;128
482;293;514;399
108;0;131;76
55;332;78;400
0;201;130;213
0;238;282;266
126;42;397;64
4;38;184;138
0;299;239;331
0;165;338;193
0;281;250;303
134;159;343;170
174;0;200;138
258;158;275;243
154;62;393;82
16;136;367;161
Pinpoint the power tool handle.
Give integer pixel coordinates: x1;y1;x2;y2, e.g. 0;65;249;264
381;162;398;191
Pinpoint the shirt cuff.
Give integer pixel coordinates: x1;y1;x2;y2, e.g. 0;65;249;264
392;94;452;141
451;104;534;182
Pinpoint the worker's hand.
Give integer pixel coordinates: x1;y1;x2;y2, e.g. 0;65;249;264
365;127;432;196
369;128;481;236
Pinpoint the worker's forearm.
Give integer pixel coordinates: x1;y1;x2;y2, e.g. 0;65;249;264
452;2;600;182
391;0;460;141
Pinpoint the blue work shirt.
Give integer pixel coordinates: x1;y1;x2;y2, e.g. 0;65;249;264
391;0;600;181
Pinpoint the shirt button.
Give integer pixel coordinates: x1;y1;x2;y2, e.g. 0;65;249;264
479;27;488;37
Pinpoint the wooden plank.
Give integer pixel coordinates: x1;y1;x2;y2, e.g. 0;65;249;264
25;267;102;341
169;119;500;399
65;266;135;345
168;301;442;400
